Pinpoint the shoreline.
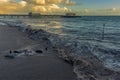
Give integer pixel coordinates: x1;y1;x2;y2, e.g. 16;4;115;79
0;20;120;80
0;24;76;80
23;23;120;80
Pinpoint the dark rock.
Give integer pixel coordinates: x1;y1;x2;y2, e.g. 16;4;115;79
13;50;21;53
64;57;74;65
9;50;12;54
98;48;109;54
4;55;15;59
35;50;43;53
100;68;113;76
89;76;96;80
110;49;120;55
52;46;56;48
45;47;48;51
64;59;74;66
115;78;120;80
42;37;49;41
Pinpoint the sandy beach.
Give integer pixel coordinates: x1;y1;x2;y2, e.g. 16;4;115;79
0;25;76;80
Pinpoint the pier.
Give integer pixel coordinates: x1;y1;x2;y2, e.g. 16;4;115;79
0;12;79;19
0;14;29;18
0;14;61;19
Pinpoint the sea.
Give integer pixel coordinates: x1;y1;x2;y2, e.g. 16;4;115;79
1;16;120;42
0;16;120;72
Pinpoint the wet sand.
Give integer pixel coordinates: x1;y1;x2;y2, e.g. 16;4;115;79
0;26;76;80
0;26;35;51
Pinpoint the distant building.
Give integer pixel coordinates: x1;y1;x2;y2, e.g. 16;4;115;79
28;12;41;17
61;12;77;18
66;13;76;16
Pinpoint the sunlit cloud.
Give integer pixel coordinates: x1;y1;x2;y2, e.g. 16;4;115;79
77;7;120;15
64;0;76;5
1;0;120;15
0;0;76;14
2;0;9;2
23;0;75;5
84;9;89;13
19;1;27;7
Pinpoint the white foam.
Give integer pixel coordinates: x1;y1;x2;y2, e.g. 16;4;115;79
0;22;7;26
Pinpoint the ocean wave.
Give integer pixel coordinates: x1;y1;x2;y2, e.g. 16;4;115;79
22;28;120;80
0;22;7;26
49;36;120;80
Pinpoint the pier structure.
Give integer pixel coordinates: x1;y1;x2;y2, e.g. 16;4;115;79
0;12;78;19
0;14;29;19
0;12;61;19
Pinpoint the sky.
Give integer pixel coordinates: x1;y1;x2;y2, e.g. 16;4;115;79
0;0;120;15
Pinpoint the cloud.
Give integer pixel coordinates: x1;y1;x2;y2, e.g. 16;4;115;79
96;7;120;15
98;7;119;12
1;0;9;2
0;0;75;14
19;1;27;7
1;0;120;15
64;0;76;5
0;0;17;14
27;0;75;13
76;7;120;16
23;0;46;5
23;0;75;5
32;6;47;12
47;0;62;4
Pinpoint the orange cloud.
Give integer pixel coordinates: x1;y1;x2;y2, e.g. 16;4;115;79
23;0;75;5
23;0;46;5
0;0;75;14
47;0;62;4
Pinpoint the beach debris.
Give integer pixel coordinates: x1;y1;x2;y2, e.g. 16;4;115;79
45;47;48;51
13;50;21;53
4;54;15;59
42;37;49;41
35;50;43;54
9;50;12;54
4;49;36;58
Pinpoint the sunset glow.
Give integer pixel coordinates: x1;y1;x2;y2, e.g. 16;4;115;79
1;0;120;15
